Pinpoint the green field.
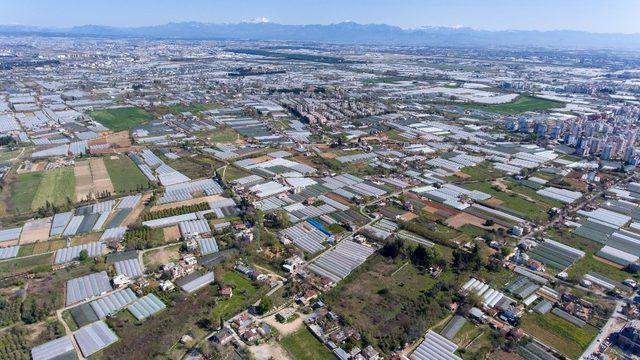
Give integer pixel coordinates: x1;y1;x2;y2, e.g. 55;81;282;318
31;167;75;210
521;312;598;359
568;254;632;283
195;126;239;144
463;181;560;222
281;328;334;360
211;271;261;321
90;107;154;131
104;157;150;193
455;161;506;182
9;171;44;213
461;95;564;114
0;149;20;163
0;253;53;276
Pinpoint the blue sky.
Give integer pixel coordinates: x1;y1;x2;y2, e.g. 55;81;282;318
3;0;640;33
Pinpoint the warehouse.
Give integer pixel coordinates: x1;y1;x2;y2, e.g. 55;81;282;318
128;293;166;320
66;271;113;306
74;321;118;357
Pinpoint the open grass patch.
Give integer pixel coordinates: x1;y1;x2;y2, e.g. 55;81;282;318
8;171;43;213
31;167;75;211
281;327;334;360
195;126;239;144
104;156;150;193
90;107;154;131
460;95;563;114
0;253;52;277
211;271;263;322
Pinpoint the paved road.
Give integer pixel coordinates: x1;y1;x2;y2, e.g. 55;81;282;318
580;299;628;359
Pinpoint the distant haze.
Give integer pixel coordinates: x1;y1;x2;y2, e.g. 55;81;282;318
2;0;640;34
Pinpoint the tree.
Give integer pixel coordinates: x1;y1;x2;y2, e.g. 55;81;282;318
78;249;89;262
256;297;272;315
380;238;404;258
410;245;438;270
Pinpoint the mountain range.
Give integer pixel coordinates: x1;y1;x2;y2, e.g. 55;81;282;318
1;21;639;49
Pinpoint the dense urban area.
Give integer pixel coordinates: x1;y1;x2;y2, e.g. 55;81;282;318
1;35;640;360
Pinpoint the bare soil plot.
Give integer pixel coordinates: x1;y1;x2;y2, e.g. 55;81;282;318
74;160;93;202
89;157;114;195
70;232;102;246
74;158;115;201
249;342;293;360
446;212;502;231
143;244;181;269
319;151;337;159
162;225;181;242
20;217;52;244
483;197;504;207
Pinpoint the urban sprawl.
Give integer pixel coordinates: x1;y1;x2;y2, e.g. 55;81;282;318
1;37;640;360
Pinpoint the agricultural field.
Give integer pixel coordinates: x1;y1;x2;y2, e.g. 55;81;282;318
461;95;564;114
281;327;334;360
520;312;599;359
90;107;154;131
4;171;43;213
74;158;114;201
103;156;150;193
31;167;75;210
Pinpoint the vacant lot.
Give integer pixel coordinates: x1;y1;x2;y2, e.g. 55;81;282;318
32;167;75;210
520;312;598;359
281;327;334;360
195;126;239;144
103;288;217;359
463;181;559;222
90;107;154;131
104;156;149;193
73;158;115;201
461;95;563;114
142;243;181;270
211;271;263;322
324;254;459;353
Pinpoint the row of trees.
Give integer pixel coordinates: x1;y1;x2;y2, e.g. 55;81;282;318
141;202;209;221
